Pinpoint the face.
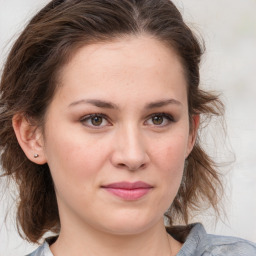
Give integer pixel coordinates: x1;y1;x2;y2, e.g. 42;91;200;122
40;35;196;235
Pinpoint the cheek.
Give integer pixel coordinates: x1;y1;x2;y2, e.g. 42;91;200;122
150;134;187;202
159;143;185;189
44;135;111;209
44;129;110;186
151;133;188;171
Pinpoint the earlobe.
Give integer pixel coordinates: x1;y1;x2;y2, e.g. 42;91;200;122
186;114;200;157
12;114;47;165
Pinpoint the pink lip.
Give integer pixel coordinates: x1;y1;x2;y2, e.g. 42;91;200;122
101;181;153;200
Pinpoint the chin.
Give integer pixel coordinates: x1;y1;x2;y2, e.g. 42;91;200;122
96;212;162;236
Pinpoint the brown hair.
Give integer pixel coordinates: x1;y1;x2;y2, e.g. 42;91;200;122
0;0;224;243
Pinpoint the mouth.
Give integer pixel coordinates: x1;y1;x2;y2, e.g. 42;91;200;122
101;181;153;201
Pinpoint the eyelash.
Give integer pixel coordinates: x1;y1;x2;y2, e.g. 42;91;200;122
145;113;174;127
80;113;110;129
80;112;174;129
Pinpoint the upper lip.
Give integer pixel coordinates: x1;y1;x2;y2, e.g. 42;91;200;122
101;181;153;190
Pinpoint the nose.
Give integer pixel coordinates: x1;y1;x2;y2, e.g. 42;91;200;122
110;125;149;171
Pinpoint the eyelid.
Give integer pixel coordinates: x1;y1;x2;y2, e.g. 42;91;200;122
144;112;175;126
150;112;174;120
79;112;174;129
80;113;112;129
80;113;108;120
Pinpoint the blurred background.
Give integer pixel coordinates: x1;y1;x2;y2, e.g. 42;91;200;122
0;0;256;255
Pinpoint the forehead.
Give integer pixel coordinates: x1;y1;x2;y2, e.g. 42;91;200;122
55;35;187;106
61;35;184;76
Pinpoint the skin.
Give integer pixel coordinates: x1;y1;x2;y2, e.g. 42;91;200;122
13;35;198;256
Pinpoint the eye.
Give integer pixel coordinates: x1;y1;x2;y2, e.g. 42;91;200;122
145;113;174;127
80;114;110;128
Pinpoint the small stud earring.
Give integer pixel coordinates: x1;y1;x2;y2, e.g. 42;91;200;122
34;154;39;158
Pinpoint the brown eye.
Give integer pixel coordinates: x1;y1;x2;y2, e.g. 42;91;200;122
80;114;110;129
145;113;174;127
152;115;164;125
91;116;103;126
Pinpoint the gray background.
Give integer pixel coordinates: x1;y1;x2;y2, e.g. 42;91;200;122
0;0;256;255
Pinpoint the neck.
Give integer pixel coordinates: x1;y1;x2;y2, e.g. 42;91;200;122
50;218;182;256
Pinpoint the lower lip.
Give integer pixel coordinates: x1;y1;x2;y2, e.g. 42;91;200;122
103;187;152;200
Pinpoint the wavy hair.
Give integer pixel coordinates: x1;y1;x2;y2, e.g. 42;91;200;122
0;0;224;243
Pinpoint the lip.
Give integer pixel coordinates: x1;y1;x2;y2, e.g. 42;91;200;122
101;181;153;200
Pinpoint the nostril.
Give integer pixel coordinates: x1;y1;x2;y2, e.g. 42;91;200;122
117;163;126;168
140;163;146;169
116;162;147;171
110;140;150;171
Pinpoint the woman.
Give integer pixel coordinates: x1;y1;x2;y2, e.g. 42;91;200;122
0;0;255;255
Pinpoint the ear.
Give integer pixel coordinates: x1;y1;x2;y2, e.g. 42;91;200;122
12;114;47;165
186;114;200;158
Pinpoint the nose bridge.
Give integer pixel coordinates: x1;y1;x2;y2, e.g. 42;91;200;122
111;122;149;170
123;123;143;154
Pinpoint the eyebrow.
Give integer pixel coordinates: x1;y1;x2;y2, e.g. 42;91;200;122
69;99;118;109
145;99;182;109
68;98;182;109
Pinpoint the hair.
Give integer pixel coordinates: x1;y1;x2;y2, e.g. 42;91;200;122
0;0;224;243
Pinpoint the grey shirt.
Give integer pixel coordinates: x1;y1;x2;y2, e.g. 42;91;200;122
26;223;256;256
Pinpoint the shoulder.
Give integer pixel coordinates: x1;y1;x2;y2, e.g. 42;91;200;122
170;223;256;256
25;241;53;256
203;233;256;256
